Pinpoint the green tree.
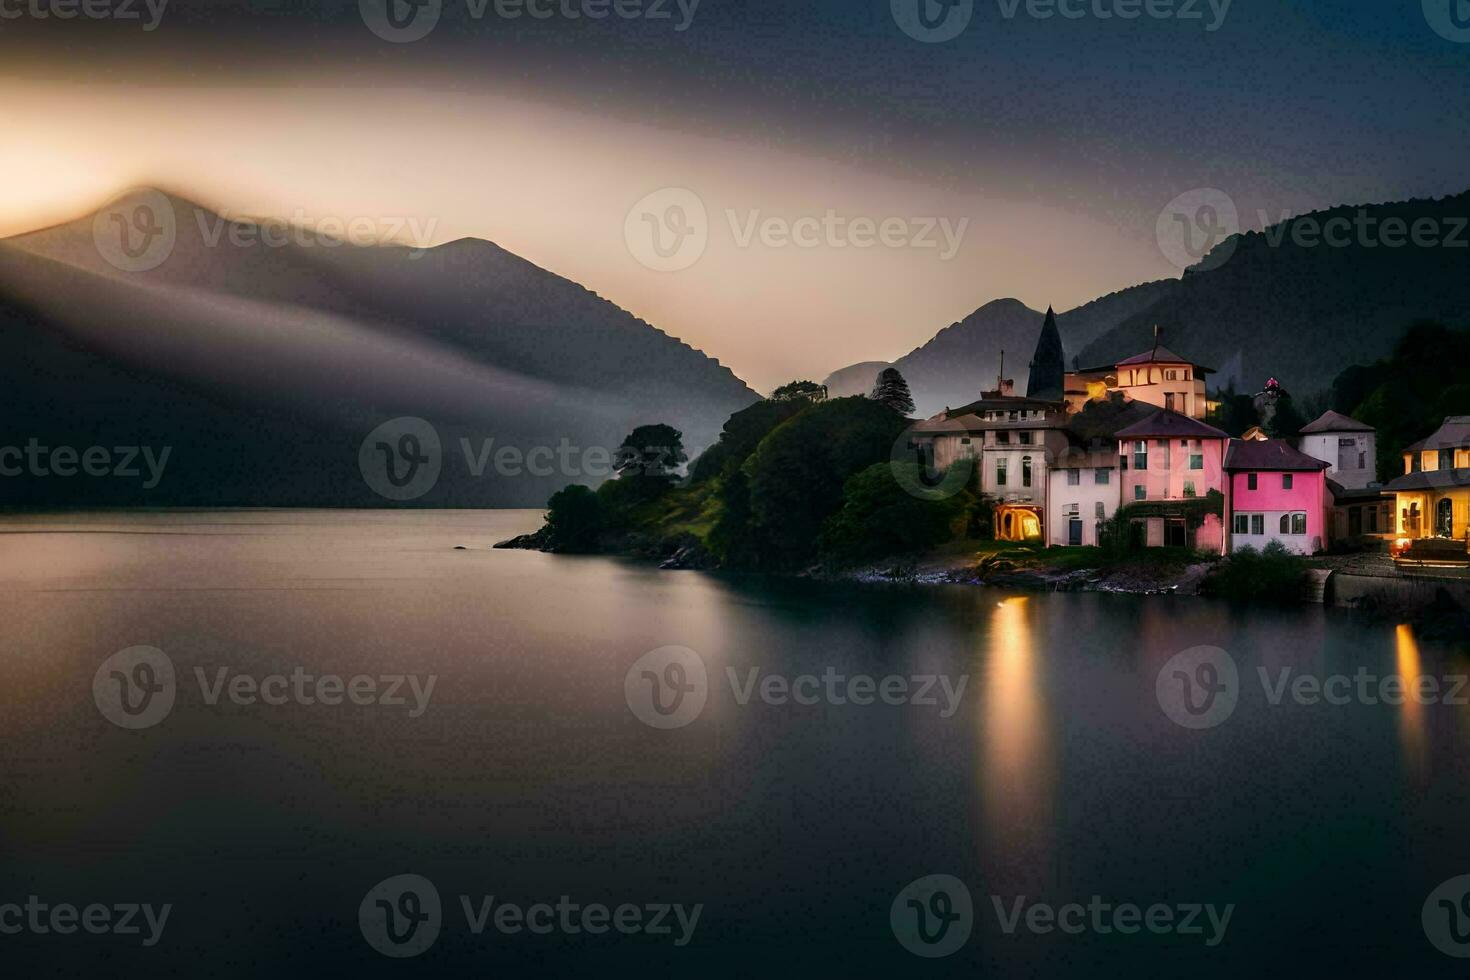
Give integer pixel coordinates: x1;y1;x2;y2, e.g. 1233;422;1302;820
613;423;688;479
542;484;603;553
771;380;827;402
870;367;916;416
735;396;911;571
688;398;809;484
1209;384;1260;437
817;462;965;566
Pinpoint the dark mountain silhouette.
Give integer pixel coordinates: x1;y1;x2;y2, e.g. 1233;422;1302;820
1076;191;1470;395
0;189;758;507
822;280;1175;418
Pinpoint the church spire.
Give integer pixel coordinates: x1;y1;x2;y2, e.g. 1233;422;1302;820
1026;305;1065;400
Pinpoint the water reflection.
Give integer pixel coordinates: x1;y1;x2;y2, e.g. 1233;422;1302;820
980;596;1055;893
1395;624;1429;789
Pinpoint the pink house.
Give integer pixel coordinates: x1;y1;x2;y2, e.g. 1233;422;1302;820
1223;439;1331;555
1116;409;1230;550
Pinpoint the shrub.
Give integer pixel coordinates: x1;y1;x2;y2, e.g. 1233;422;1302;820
543;484;603;553
1205;541;1309;603
817;462;966;566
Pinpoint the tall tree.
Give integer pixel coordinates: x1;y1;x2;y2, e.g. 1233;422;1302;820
613;423;687;479
870;367;916;416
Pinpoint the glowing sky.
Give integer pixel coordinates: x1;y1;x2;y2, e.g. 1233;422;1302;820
3;0;1467;391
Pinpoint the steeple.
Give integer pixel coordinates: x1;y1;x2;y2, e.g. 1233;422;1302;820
1026;305;1065;401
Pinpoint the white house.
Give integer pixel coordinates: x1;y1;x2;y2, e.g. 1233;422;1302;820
1298;410;1376;490
1047;441;1121;546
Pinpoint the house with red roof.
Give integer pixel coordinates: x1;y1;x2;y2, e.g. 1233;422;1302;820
1066;341;1214;420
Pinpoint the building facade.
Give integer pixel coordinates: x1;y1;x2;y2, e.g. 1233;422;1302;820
1046;442;1121;547
1298;410;1377;490
1385;416;1470;546
1066;344;1213;420
1223;439;1331;555
1115;409;1229;550
909;386;1071;542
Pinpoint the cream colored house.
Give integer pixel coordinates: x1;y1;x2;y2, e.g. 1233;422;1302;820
1065;344;1213;420
909;384;1071;541
1385;417;1470;546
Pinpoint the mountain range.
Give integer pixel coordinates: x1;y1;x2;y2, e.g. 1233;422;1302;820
823;190;1470;418
0;190;757;507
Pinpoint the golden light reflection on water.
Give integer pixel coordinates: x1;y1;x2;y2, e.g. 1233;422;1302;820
1395;624;1429;788
980;596;1055;892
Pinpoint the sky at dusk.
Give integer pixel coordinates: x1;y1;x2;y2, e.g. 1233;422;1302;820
3;0;1468;391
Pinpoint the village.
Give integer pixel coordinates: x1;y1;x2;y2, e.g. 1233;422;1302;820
909;310;1470;568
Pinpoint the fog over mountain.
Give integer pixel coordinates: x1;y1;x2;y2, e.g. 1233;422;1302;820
0;190;758;507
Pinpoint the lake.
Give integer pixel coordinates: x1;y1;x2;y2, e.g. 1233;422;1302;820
2;509;1468;976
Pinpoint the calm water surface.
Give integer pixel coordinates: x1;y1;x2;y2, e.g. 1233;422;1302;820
2;509;1468;977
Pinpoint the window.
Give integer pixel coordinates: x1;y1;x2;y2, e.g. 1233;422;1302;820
1282;474;1293;490
1251;514;1264;535
1019;431;1033;445
1095;501;1106;519
1133;441;1147;471
1134;485;1146;501
1247;473;1258;490
1165;392;1176;411
996;458;1007;486
1359;452;1366;469
1067;469;1081;486
1008;410;1019;421
1291;513;1307;535
1280;514;1291;534
1233;514;1249;534
997;431;1010;445
1095;468;1110;485
1158;440;1171;469
1183;481;1196;498
1022;456;1033;487
1189;453;1203;470
1165;369;1177;381
960;437;971;445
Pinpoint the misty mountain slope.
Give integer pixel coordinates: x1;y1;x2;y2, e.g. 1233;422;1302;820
0;190;759;506
821;281;1176;419
1076;192;1470;394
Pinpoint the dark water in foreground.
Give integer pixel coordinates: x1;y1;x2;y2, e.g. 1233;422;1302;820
2;509;1469;977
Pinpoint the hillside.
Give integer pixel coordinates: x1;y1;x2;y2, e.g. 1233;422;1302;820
0;189;758;506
